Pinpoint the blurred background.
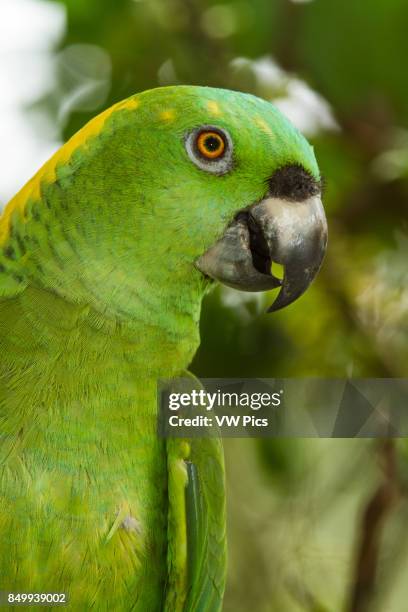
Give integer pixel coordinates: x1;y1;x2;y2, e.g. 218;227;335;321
1;0;408;610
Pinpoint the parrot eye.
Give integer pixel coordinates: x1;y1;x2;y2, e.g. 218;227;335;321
185;126;233;175
197;131;225;159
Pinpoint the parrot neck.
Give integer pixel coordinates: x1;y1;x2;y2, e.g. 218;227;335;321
0;206;208;378
2;283;203;380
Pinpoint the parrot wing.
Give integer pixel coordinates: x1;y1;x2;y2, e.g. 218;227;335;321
164;374;226;612
184;437;226;611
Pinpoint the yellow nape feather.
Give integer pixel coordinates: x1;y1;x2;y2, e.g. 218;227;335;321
0;97;140;245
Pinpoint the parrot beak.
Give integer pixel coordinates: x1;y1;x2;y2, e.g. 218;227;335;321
195;188;327;312
249;194;327;311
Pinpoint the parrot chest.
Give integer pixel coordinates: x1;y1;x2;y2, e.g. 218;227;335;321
1;361;168;608
0;289;200;608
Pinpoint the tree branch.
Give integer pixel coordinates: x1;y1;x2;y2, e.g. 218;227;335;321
348;439;400;612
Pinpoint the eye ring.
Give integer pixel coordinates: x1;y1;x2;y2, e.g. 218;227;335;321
185;125;234;175
196;131;225;160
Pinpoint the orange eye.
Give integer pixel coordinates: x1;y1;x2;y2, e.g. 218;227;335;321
196;131;226;159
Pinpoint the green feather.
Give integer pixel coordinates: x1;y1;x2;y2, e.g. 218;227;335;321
0;86;318;610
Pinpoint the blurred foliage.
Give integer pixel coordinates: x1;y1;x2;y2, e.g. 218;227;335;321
25;0;408;609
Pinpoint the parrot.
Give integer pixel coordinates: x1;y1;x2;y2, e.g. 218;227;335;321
0;85;327;611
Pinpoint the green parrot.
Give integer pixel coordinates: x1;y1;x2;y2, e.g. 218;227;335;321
0;86;327;611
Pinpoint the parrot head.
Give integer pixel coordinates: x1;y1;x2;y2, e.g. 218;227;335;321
120;86;327;312
3;85;327;317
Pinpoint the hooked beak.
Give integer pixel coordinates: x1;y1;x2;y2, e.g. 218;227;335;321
195;190;327;312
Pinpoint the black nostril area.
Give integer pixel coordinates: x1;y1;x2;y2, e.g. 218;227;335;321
268;164;321;202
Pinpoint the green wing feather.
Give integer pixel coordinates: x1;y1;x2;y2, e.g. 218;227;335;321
165;374;226;612
184;439;226;611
